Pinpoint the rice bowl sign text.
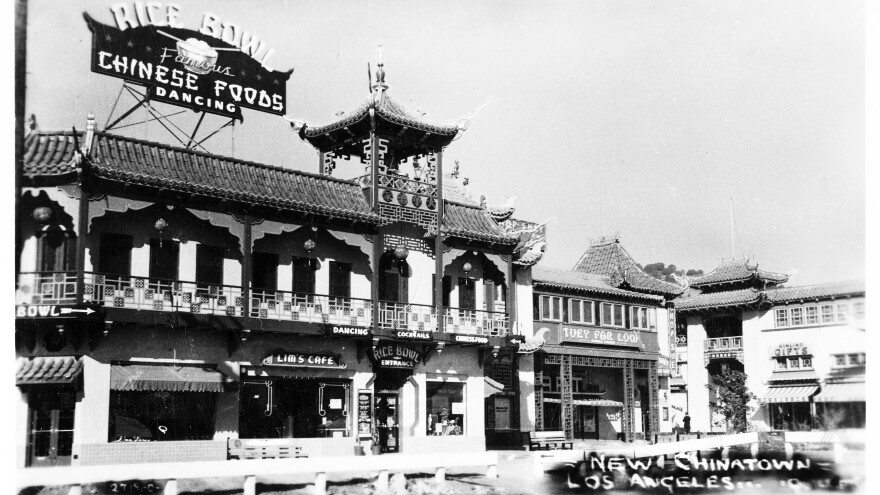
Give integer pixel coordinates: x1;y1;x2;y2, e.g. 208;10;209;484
84;3;293;120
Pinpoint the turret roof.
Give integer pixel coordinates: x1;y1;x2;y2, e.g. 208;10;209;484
688;257;789;289
572;237;685;297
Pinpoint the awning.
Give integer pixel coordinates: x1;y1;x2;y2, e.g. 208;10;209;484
813;383;865;403
761;384;819;403
484;376;505;398
543;397;624;407
17;356;83;386
111;364;229;392
669;376;687;387
766;370;820;383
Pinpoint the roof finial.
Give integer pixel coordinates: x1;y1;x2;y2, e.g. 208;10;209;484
373;44;387;92
83;113;96;156
452;160;460;178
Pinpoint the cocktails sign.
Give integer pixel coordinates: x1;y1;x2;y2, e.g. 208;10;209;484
84;3;293;120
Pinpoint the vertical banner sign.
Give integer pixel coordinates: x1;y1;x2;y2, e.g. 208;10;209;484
84;4;293;121
357;390;373;439
668;308;678;377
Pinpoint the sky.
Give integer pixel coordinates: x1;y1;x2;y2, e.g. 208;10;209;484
22;0;866;286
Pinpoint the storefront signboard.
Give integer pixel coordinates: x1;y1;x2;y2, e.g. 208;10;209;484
261;352;346;369
772;343;810;357
372;344;422;368
493;397;511;430
357;390;373;439
453;334;489;344
326;325;372;338
558;325;641;348
394;330;432;341
15;303;103;319
84;3;293;120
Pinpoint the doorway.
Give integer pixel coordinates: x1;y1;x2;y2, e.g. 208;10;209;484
373;368;410;453
27;387;76;467
574;405;598;440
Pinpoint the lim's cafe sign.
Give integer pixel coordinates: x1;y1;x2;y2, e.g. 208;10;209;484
84;2;293;121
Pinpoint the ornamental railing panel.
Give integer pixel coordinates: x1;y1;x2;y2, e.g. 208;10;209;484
443;308;509;336
249;290;372;326
17;272;77;306
81;272;245;316
376;301;438;332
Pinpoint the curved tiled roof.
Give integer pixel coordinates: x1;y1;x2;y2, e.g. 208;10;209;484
22;131;81;178
22;130;380;223
572;239;685;296
303;91;460;138
532;266;664;303
439;201;519;245
689;257;789;288
89;133;379;223
16;356;83;385
764;280;864;304
673;288;763;311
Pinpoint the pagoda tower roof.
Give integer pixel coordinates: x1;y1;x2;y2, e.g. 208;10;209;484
688;257;789;291
292;61;464;157
572;235;686;297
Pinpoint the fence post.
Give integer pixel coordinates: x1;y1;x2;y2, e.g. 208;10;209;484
486;464;498;479
315;472;327;495
243;476;256;495
164;479;178;495
376;470;389;489
435;467;446;484
68;485;82;495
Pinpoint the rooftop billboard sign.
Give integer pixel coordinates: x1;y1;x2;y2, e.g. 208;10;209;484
84;3;293;121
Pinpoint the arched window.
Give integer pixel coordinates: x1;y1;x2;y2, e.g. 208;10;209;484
37;229;76;272
379;251;410;304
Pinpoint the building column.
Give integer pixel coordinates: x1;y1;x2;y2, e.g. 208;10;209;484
73;356;111;463
648;361;659;438
622;360;634;442
561;355;573;440
518;353;535;432
686;316;710;431
533;354;543;430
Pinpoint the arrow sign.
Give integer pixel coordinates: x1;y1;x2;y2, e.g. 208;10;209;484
60;308;96;315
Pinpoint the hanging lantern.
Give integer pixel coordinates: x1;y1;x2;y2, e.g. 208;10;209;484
393;245;409;260
463;262;473;274
304;239;316;252
154;218;168;232
32;206;53;223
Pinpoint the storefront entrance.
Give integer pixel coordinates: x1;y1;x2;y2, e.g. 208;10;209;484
27;387;76;467
373;368;411;453
574;405;598;439
374;391;399;453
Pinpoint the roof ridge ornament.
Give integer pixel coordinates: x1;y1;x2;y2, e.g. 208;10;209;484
372;44;388;94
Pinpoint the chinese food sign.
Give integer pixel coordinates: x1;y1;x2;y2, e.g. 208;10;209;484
84;3;293;121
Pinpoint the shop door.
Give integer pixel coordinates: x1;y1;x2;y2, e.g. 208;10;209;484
374;392;399;453
574;405;598;440
28;388;76;467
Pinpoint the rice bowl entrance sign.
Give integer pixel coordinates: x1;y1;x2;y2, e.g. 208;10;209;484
84;3;293;121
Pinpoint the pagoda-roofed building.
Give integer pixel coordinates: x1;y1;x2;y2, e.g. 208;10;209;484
15;59;548;465
671;254;865;434
572;235;685;299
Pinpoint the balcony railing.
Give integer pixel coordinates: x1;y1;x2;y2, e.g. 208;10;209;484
249;290;371;327
81;272;246;316
16;272;510;336
704;336;743;352
444;308;509;337
16;272;78;306
377;301;438;332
